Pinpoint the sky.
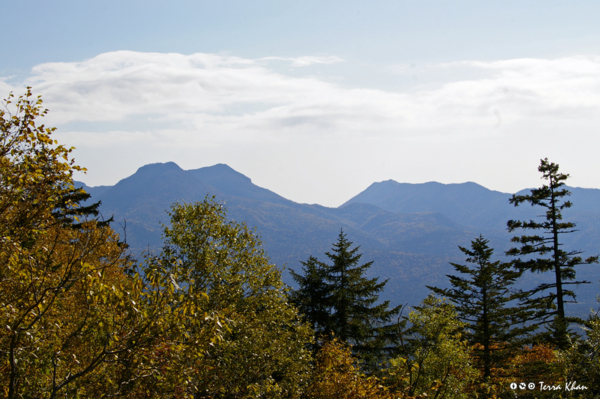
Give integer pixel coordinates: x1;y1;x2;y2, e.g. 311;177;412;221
2;1;600;207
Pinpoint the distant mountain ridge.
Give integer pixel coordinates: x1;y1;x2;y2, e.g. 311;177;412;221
75;162;600;317
187;163;292;206
344;180;600;231
342;181;509;229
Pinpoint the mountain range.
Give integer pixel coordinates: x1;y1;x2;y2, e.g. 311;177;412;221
75;162;600;318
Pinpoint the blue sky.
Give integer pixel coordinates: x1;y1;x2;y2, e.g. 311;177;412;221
2;1;600;206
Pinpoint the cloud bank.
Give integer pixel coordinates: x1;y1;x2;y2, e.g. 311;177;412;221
5;52;599;134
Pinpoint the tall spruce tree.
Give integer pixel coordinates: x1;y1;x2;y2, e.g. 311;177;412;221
290;230;402;369
507;158;598;348
427;236;536;383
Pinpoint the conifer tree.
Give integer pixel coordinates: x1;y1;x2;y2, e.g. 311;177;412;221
289;255;331;343
290;229;402;369
507;158;598;348
427;236;536;383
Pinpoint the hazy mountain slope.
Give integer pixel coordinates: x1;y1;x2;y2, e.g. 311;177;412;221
75;163;600;317
343;179;600;316
77;162;222;250
341;181;509;228
345;180;600;248
186;163;292;206
76;182;112;199
74;163;477;308
329;203;478;256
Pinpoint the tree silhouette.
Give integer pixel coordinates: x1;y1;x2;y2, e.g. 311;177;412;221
428;236;536;383
290;229;402;369
507;158;598;348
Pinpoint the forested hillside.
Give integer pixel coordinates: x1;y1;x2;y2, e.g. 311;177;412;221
75;163;600;318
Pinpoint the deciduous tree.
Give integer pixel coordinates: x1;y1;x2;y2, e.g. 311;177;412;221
154;199;314;398
0;89;222;398
303;338;391;399
390;296;478;399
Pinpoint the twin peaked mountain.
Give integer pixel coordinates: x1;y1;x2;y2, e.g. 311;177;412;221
76;162;600;315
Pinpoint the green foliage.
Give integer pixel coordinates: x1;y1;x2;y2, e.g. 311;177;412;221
0;89;224;398
554;309;600;398
428;236;536;383
153;199;314;398
507;158;599;348
0;89;138;398
290;230;402;371
390;296;478;399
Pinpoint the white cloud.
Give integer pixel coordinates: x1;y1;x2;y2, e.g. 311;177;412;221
0;80;18;97
16;52;600;134
259;55;345;67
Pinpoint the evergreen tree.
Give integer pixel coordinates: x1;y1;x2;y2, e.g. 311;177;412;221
427;236;536;384
506;158;598;348
289;255;331;342
52;185;113;230
290;229;402;369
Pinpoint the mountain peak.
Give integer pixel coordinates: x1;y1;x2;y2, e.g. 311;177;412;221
135;161;183;175
189;163;252;184
186;164;291;205
341;180;511;224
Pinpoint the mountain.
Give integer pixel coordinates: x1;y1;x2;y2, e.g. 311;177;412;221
343;180;600;253
76;181;112;199
187;163;291;206
85;162;221;249
75;163;600;318
342;180;542;234
342;181;509;230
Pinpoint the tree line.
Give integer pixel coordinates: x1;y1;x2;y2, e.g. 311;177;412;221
1;89;599;398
